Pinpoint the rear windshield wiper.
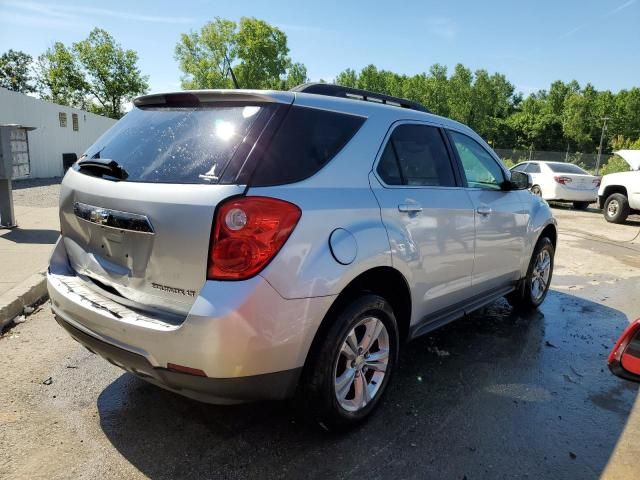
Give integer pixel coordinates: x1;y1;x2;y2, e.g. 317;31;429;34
77;158;129;180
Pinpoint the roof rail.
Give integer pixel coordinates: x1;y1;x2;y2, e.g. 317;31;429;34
291;83;430;113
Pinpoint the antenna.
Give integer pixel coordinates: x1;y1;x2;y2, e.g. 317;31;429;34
223;52;239;89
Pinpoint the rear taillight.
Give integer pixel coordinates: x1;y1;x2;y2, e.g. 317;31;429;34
207;196;301;280
593;178;601;188
608;320;640;365
554;176;572;185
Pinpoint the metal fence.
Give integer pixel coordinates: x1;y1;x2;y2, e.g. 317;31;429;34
494;148;613;172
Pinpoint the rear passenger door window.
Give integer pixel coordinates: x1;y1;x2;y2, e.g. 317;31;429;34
526;163;541;173
376;124;456;187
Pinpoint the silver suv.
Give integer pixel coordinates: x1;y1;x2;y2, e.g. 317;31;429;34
48;84;557;429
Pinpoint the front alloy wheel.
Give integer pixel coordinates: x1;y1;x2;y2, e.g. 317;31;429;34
506;236;555;310
530;249;552;302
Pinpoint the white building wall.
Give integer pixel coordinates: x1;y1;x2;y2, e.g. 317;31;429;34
0;87;117;179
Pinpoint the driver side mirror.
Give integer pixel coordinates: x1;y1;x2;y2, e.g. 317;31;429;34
609;319;640;383
508;170;532;190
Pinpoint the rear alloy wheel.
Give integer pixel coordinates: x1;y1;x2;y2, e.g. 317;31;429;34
334;316;390;412
300;294;399;430
603;193;630;224
507;237;554;310
531;185;542;197
573;201;591;210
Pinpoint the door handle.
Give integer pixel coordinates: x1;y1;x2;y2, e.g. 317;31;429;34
398;203;423;213
476;206;492;216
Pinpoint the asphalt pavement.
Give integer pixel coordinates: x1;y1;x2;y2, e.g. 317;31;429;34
1;204;639;479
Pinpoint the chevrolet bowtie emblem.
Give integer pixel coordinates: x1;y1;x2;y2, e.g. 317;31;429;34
73;202;155;234
89;208;109;225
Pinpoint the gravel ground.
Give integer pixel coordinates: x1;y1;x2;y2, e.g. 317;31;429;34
11;178;62;208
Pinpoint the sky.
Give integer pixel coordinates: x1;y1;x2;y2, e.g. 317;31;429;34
0;0;639;96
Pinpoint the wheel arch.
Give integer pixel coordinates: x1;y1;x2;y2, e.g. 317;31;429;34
538;222;557;249
600;185;628;208
302;266;412;371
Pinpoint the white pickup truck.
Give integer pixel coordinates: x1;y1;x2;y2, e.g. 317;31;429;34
598;149;640;223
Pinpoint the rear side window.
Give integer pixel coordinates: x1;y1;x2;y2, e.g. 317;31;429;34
249;106;365;186
526;163;541;173
512;163;528;172
80;105;267;184
377;124;456;187
546;162;588;174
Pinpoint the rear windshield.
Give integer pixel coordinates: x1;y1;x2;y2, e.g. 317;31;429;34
249;106;366;186
80;105;267;184
545;162;589;174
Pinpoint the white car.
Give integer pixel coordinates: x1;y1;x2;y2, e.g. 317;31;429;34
598;149;640;224
511;161;600;210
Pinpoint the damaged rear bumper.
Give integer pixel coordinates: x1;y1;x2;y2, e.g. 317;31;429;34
47;238;334;403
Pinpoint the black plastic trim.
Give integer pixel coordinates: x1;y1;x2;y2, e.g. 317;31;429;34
292;82;430;113
409;285;516;340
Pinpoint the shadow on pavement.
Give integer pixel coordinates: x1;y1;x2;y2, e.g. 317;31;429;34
97;290;638;479
0;228;60;244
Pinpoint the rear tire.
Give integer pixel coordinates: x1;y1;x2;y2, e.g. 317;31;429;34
573;201;591;210
603;193;630;224
300;294;399;431
507;237;554;311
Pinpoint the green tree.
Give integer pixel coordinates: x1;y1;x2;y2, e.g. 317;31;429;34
335;68;357;88
421;64;449;116
33;29;148;118
322;62;639;157
0;49;34;93
600;155;632;175
447;64;473;124
234;17;290;89
175;18;237;89
35;42;87;108
281;62;308;90
356;64;388;93
73;28;149;118
175;17;304;90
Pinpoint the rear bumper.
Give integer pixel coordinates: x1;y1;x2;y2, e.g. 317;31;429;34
55;315;301;403
48;238;334;403
543;184;597;202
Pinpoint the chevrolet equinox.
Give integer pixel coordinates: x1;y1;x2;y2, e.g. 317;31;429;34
48;83;557;429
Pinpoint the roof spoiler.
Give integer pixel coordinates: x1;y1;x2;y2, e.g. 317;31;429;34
133;90;294;108
291;83;430;113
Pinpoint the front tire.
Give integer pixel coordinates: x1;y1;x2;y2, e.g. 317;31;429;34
573;201;591;210
603;193;630;224
300;294;399;430
507;237;554;311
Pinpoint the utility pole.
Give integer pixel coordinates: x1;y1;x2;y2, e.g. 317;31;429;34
595;117;610;175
